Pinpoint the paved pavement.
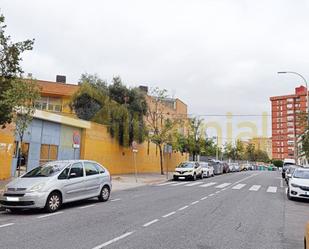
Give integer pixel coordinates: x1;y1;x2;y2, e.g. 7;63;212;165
0;171;308;249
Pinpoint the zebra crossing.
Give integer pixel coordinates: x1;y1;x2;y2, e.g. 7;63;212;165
156;181;280;193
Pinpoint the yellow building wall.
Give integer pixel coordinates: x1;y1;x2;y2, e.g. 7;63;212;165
81;122;188;175
0;125;14;180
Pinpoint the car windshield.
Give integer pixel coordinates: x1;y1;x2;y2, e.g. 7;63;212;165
22;162;68;178
178;162;195;168
293;170;309;179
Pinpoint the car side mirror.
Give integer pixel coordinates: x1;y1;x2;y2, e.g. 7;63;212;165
69;172;77;178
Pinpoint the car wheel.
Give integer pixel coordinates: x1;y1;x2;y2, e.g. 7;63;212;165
45;191;62;213
287;188;293;200
7;208;21;214
192;173;197;181
173;176;178;181
98;185;110;202
200;173;203;179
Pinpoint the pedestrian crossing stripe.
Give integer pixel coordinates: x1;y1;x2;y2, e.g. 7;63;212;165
249;185;261;191
200;182;217;188
170;182;188;186
215;183;231;189
185;182;204;187
266;186;277;193
157;182;175;186
232;184;246;190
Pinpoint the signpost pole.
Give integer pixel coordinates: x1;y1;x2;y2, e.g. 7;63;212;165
132;141;138;183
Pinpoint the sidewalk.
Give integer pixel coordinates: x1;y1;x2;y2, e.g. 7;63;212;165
111;173;173;191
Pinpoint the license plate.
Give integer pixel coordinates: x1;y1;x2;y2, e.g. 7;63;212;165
179;177;185;180
6;197;19;202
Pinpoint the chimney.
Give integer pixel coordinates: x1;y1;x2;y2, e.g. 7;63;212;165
139;85;148;94
56;75;66;83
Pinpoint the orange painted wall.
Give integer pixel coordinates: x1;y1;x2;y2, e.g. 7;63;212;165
81;122;188;175
0;125;14;180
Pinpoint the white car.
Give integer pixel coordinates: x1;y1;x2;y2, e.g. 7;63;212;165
288;168;309;200
200;162;214;178
173;161;203;181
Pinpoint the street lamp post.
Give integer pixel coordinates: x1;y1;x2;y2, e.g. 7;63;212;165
277;71;309;125
278;71;309;163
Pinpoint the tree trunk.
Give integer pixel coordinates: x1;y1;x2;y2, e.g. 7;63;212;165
159;145;164;175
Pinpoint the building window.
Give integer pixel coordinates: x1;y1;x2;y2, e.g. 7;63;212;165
287;116;294;121
36;97;62;112
287;104;293;109
40;144;58;164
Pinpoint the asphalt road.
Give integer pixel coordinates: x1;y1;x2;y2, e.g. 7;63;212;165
0;171;308;249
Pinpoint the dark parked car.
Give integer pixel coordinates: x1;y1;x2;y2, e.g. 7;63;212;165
222;162;230;173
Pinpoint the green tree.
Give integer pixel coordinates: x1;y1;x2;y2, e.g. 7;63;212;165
272;160;283;168
0;13;34;127
146;88;179;175
71;74;147;146
2;78;40;176
244;143;256;161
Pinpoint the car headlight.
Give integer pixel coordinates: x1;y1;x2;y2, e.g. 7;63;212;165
29;183;45;192
291;183;300;188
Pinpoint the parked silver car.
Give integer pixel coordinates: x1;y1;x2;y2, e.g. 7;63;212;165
0;160;112;213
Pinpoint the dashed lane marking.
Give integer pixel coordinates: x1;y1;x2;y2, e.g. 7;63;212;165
162;212;176;218
0;223;14;228
143;219;159;227
37;212;64;219
91;231;135;249
267;186;277;193
249;185;261;191
232;184;246;190
111;198;121;202
209;193;215;197
178;205;189;211
79;204;96;209
200;196;208;200
191;201;199;205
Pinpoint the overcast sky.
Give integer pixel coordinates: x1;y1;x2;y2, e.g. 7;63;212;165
2;0;309;143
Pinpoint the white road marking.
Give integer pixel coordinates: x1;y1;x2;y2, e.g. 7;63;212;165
143;219;159;227
191;201;199;205
200;182;216;188
215;183;231;189
267;186;277;193
215;191;221;194
209;193;215;197
111;198;121;202
222;188;228;191
37;212;64;219
201;196;208;200
232;184;246;190
185;182;204;187
249;185;261;191
91;231;135;249
79;204;96;209
0;223;14;228
178;205;189;211
286;187;288;194
158;182;174;186
162;211;176;218
171;182;188;186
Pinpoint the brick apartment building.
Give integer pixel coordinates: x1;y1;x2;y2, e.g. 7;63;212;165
270;86;307;160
